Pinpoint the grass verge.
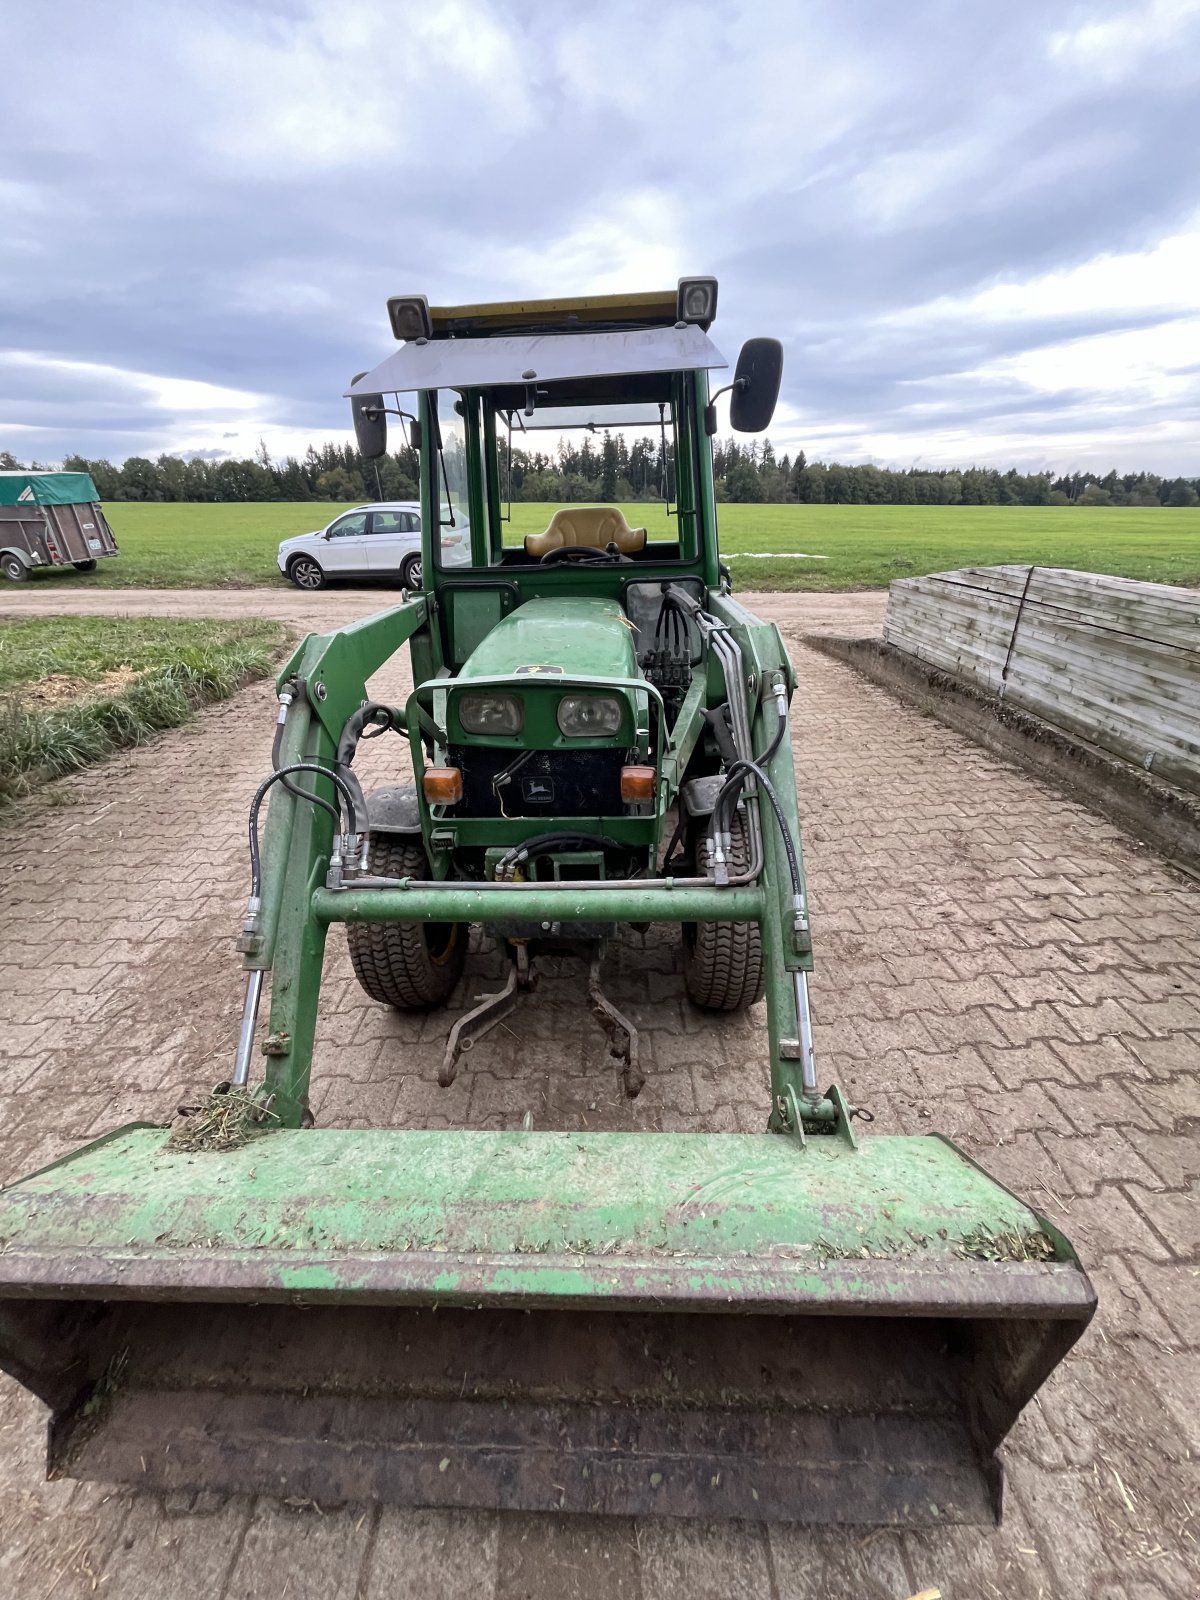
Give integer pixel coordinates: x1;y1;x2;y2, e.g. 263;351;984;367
0;616;289;802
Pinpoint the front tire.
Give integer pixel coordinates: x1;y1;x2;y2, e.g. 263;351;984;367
288;555;326;591
347;838;466;1009
681;808;764;1011
400;552;422;590
1;554;30;582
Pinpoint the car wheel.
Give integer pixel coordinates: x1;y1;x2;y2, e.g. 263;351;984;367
400;553;422;590
288;555;326;591
1;554;29;582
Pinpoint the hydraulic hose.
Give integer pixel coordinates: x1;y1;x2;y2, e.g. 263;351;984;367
271;716;341;828
325;702;406;847
707;686;802;899
712;758;804;903
494;831;629;880
248;762;359;897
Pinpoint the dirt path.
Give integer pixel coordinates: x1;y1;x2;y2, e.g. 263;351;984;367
0;582;888;636
0;589;1196;1600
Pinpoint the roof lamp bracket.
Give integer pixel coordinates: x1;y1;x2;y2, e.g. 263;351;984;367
387;294;433;342
676;276;718;330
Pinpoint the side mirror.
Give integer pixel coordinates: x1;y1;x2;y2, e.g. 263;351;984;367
729;338;783;433
350;373;387;459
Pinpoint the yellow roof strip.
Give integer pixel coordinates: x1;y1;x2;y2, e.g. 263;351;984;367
429;291;677;333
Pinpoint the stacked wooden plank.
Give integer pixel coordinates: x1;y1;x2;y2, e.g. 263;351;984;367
883;566;1200;793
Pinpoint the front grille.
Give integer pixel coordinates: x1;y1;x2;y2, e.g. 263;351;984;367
450;745;625;818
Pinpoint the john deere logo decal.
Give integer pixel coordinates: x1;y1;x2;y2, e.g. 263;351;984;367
515;664;563;676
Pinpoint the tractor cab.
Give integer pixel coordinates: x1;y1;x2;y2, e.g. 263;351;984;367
346;283;781;661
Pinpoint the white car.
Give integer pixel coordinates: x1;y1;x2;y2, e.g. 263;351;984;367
277;502;466;591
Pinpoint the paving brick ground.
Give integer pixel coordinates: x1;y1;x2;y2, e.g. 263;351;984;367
0;587;1196;1600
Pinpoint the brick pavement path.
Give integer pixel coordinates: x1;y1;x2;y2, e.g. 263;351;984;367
0;590;1196;1599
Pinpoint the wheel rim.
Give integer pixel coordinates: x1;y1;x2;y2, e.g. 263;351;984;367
3;559;22;580
427;922;459;966
406;559;422;588
292;559;321;589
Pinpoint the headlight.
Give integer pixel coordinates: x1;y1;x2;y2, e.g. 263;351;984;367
557;694;622;737
458;693;523;735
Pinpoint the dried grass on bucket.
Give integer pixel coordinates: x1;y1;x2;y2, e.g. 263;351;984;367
168;1086;277;1153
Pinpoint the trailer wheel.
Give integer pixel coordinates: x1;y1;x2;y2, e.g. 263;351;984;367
347;838;466;1009
1;554;29;582
681;809;764;1011
73;559;97;572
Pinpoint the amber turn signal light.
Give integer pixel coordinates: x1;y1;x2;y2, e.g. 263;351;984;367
620;765;656;802
422;767;463;805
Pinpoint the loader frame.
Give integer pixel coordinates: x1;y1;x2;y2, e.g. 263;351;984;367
244;580;839;1141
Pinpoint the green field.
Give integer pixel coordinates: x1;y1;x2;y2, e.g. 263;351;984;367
10;501;1200;591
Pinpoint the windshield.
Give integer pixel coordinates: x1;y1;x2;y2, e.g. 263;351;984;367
428;379;700;573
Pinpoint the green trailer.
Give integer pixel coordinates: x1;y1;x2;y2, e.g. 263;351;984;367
0;281;1095;1525
0;470;119;580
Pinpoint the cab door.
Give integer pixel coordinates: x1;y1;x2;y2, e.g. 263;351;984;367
320;511;371;573
365;509;417;573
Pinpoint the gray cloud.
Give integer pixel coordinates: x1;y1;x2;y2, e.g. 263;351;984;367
1;0;1198;472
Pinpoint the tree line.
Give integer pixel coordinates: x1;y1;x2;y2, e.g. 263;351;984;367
2;440;1197;508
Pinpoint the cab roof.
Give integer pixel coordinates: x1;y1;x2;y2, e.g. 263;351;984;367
346;325;726;402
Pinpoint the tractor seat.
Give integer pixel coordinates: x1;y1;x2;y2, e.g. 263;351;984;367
524;506;647;558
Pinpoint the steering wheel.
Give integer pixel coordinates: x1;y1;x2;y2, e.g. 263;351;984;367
538;543;630;566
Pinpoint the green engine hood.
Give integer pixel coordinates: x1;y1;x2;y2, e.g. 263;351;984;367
458;597;637;682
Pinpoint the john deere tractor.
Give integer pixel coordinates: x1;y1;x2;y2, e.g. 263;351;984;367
0;281;1094;1525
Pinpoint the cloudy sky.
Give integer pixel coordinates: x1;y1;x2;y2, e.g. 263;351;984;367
2;0;1199;474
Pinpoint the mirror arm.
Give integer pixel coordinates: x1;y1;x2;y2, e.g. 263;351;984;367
359;402;421;453
704;377;748;436
362;403;414;425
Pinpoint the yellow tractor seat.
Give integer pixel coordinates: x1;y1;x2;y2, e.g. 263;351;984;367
524;506;647;559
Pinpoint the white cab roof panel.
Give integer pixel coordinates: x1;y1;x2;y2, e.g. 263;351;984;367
345;325;726;396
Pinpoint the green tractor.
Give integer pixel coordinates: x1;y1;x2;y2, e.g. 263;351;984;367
0;282;1094;1524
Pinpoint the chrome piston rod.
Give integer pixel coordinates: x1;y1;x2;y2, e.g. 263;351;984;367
792;969;819;1100
231;968;264;1088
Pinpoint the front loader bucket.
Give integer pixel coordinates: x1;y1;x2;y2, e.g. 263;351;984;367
0;1125;1094;1526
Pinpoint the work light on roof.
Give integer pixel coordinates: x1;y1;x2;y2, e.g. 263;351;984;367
676;277;718;328
387;295;432;342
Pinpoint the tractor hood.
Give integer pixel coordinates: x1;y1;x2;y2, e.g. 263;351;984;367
458;598;637;682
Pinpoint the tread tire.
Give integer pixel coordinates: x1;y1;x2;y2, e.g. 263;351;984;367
347;838;466;1009
682;809;764;1012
